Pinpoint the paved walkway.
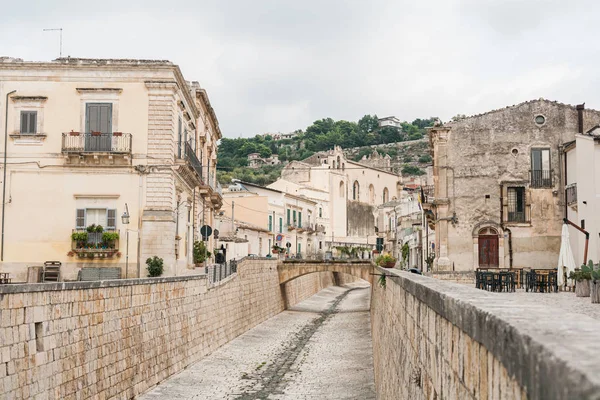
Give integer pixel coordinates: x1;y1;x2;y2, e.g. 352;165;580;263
138;283;375;400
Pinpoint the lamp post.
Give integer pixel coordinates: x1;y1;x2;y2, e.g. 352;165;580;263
121;203;130;278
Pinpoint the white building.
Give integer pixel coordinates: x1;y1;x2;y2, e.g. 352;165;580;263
564;128;600;266
378;116;402;128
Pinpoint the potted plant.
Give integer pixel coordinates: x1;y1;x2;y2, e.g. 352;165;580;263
95;225;104;233
102;232;120;248
586;260;600;303
146;256;164;277
91;131;102;136
193;241;211;266
425;253;435;271
376;253;397;268
113;131;123;137
71;232;88;248
86;224;96;233
69;131;80;136
570;262;592;297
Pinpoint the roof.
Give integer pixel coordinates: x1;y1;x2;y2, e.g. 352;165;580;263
232;179;283;194
444;98;595;126
216;215;270;233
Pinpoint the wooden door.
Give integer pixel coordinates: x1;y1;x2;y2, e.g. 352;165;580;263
479;235;499;268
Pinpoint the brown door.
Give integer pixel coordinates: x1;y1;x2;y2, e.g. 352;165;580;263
479;235;499;268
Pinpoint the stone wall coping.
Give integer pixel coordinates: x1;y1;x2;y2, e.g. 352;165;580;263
0;274;207;294
378;266;600;400
281;260;373;265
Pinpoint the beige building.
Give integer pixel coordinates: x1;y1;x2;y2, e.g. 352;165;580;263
564;127;600;266
214;215;271;260
222;181;324;258
269;145;402;253
0;57;222;281
427;99;600;271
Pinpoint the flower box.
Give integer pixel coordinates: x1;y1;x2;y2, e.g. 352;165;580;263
113;132;123;137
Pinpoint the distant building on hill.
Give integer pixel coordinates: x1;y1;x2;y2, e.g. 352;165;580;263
378;116;401;128
248;153;281;168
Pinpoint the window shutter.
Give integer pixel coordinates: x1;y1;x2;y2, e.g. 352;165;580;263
76;209;86;229
20;112;27;133
29;112;37;134
107;209;116;230
99;104;112;134
298;212;302;228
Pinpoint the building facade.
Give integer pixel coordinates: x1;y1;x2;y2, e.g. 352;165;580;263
426;100;600;271
269;146;402;253
564;127;600;266
0;57;222;281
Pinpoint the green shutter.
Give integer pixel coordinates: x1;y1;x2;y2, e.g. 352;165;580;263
268;215;272;231
298;212;302;228
279;217;282;233
293;210;297;226
86;103;112;133
287;209;290;225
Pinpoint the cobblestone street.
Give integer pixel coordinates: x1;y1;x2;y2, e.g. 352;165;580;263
139;283;375;400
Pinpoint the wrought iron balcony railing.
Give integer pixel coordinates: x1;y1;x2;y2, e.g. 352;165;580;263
62;132;132;154
531;169;553;188
184;142;204;182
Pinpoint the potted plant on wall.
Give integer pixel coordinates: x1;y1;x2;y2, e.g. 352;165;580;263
146;256;164;277
586;261;600;303
570;262;592;297
376;253;397;268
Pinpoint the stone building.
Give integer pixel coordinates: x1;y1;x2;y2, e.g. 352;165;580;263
247;152;280;168
0;57;222;281
269;145;402;252
426;99;600;271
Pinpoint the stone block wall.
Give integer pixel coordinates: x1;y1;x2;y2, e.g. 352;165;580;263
285;272;335;307
371;267;600;400
0;259;339;399
425;271;475;285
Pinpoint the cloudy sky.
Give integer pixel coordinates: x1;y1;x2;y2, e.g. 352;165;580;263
2;0;599;137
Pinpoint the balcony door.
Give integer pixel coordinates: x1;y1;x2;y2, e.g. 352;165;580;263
85;103;112;152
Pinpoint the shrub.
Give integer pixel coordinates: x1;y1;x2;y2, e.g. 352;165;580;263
418;155;432;163
86;224;96;233
146;256;164;277
375;253;397;266
71;232;88;242
193;241;212;264
102;232;120;242
95;225;104;233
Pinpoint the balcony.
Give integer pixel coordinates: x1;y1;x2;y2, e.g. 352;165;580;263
531;169;553;188
421;185;435;203
566;183;577;208
70;229;120;259
62;132;132;164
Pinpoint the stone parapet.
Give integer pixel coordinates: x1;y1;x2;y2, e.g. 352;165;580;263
371;267;600;399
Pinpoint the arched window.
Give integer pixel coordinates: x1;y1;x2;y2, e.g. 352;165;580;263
342;163;345;171
369;184;375;204
353;181;360;201
383;187;389;203
337;156;341;169
332;161;336;169
339;181;345;197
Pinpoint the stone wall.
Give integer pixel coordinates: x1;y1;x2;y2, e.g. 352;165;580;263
372;267;600;400
424;271;474;285
0;259;337;399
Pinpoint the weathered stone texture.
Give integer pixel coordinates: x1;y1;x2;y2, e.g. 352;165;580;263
372;267;600;400
0;259;339;399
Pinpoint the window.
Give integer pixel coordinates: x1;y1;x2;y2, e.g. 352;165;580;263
20;111;37;134
319;241;322;250
298;243;301;254
279;217;283;233
287;209;291;225
369;184;375;204
383;187;389;203
268;215;273;231
531;148;552;188
353;181;360;201
298;212;302;228
76;208;117;243
319;208;322;218
507;187;526;222
293;210;297;226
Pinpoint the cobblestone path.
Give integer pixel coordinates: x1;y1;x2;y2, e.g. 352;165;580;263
139;283;375;399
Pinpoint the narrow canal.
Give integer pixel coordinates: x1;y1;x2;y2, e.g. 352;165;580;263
139;282;375;399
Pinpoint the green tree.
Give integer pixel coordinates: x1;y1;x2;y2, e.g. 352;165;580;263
401;165;425;176
418;154;432;163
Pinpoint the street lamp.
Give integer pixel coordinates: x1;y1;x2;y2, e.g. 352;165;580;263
121;203;130;278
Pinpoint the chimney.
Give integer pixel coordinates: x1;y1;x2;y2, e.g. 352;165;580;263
577;103;585;134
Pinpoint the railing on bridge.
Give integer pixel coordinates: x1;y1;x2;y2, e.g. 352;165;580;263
205;259;238;284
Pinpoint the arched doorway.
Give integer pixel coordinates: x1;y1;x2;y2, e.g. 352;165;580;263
478;227;499;268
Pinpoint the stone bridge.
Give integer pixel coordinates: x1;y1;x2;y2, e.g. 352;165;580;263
277;260;374;285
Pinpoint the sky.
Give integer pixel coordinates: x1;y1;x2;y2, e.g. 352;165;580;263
2;0;600;138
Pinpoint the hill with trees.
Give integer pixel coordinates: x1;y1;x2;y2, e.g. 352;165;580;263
217;115;437;185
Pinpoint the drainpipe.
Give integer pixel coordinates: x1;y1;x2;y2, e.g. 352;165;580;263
1;90;15;261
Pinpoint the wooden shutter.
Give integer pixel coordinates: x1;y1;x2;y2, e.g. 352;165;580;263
287;209;290;225
298;212;302;228
106;209;116;230
86;104;112;133
177;118;182;158
20;111;37;134
76;209;86;230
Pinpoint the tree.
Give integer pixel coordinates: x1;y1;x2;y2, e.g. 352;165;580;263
418;154;432;163
451;114;467;121
401;165;426;176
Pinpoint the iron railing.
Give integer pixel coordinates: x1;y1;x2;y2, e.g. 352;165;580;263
566;183;577;206
531;169;553;188
205;259;238;284
184;142;204;182
62;132;132;153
